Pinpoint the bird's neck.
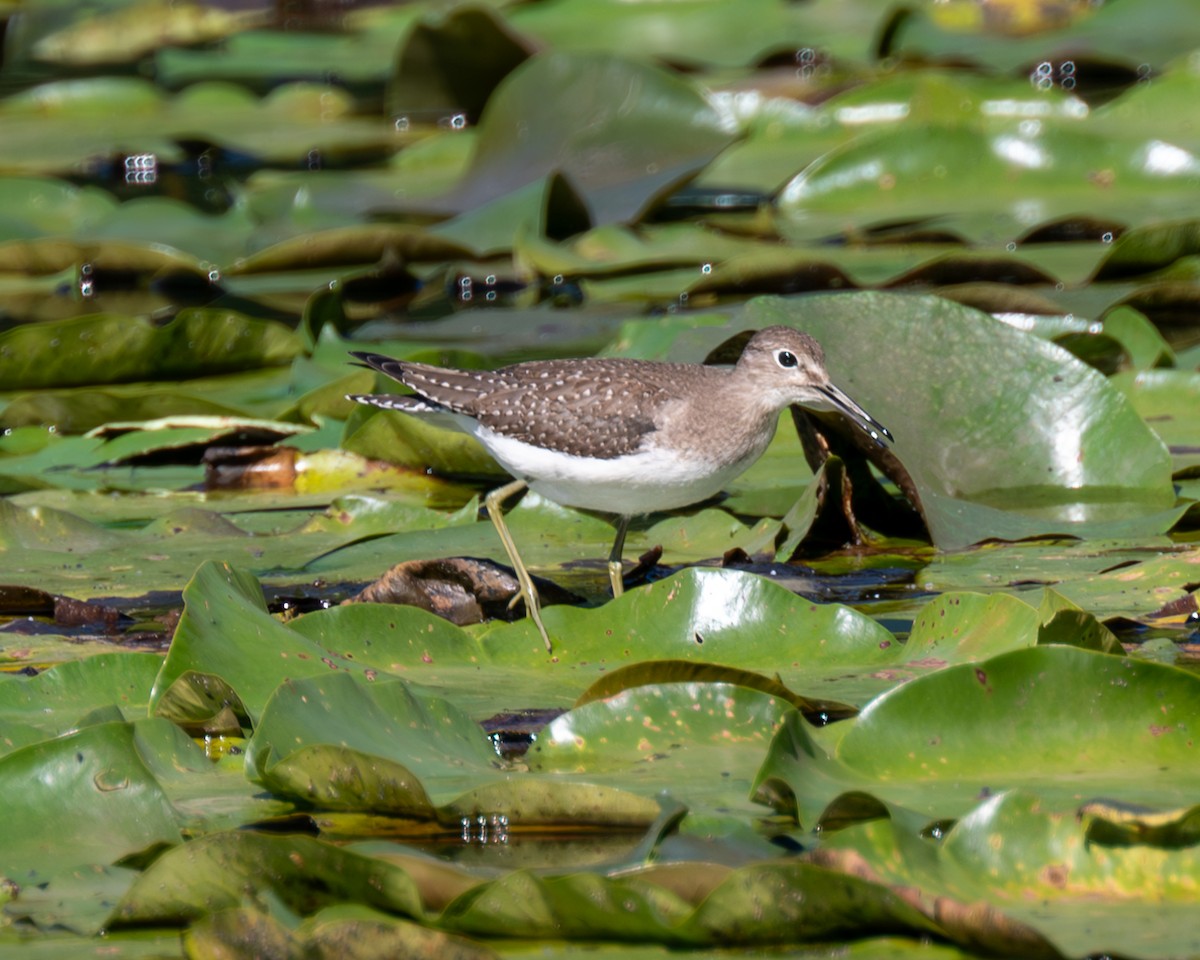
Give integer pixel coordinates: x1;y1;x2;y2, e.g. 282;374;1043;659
655;376;783;466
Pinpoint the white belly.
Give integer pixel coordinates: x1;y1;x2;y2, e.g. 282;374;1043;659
474;425;761;515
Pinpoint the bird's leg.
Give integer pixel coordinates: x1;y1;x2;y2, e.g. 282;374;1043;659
607;515;631;598
483;478;551;652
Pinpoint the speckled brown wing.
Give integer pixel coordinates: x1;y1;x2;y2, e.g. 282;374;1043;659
400;358;683;459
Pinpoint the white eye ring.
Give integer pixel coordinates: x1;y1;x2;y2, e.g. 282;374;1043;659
775;349;798;369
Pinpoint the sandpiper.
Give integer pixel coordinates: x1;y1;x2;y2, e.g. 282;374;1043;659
349;326;892;651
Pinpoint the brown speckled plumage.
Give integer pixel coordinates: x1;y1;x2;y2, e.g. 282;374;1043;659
385;356;718;459
347;327;892;650
349;327;880;464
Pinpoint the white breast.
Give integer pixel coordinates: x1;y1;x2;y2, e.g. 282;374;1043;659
473;424;766;515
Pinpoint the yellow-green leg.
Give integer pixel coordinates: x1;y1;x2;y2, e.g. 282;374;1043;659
484;479;551;653
607;515;631;598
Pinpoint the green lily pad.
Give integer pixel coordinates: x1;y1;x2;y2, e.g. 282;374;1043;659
884;0;1200;75
510;0;899;69
0;309;303;390
903;592;1040;664
440;858;944;947
529;681;794;819
736;293;1179;548
943;790;1200;901
0;496;128;552
434;51;738;225
246;672;499;810
516;222;770;279
294;565;900;709
777;123;1200;246
250;698;668;828
0;721;182;884
111;831;425;927
0;386;249;434
1111;368;1200;473
431;172;595;258
230;224;474;274
2;864;145;938
0;363;317;436
1;77;397;189
297;579;1065;712
818;789;1200;960
918;539;1198;623
242;131;478;231
0;490;477;599
0;176;117;236
755;645;1200;826
187;903;502;960
151;561;397;724
1098;305;1176;370
154;19;413;93
388;4;533;126
0;653;162;740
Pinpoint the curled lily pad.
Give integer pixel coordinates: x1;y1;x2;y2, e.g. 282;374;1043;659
740;294;1179;548
573;659;854;721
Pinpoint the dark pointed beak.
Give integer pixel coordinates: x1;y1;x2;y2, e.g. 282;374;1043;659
818;384;894;447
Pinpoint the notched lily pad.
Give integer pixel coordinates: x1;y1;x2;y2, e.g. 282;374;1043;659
388;4;534;126
429;51;739;225
153;669;248;737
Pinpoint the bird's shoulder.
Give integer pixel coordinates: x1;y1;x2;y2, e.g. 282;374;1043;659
497;357;687;401
472;358;697;459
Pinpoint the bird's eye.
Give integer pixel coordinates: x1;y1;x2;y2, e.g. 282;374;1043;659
776;350;798;368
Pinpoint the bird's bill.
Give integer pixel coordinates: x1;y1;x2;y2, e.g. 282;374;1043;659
817;384;894;446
